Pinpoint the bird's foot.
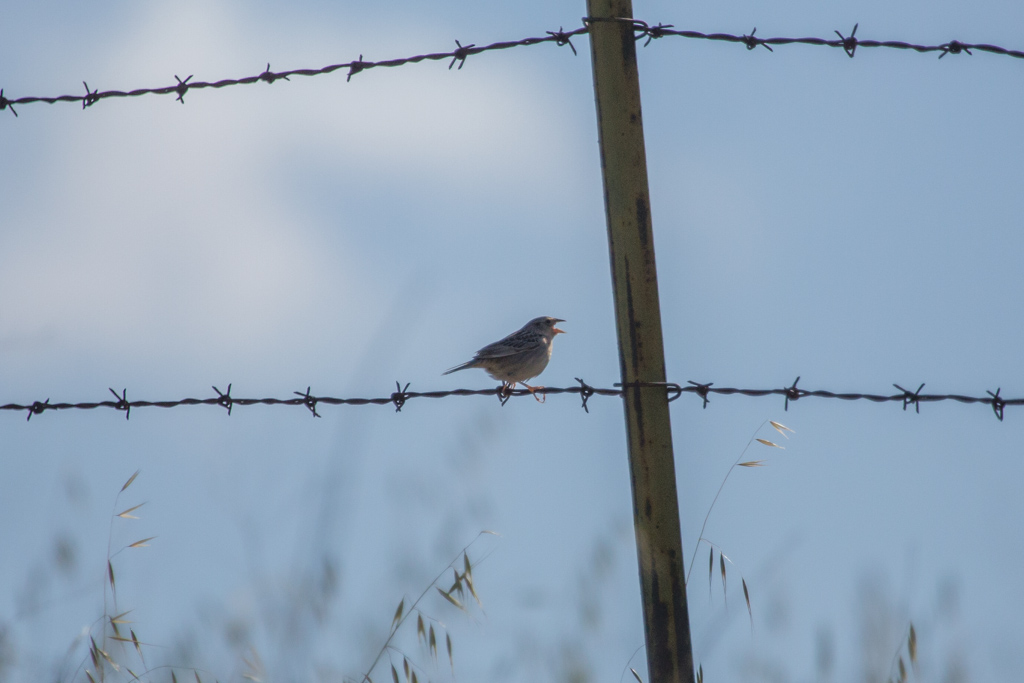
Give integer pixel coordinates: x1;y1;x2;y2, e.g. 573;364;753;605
523;383;547;403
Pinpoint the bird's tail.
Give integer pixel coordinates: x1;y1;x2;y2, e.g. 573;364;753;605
443;361;477;375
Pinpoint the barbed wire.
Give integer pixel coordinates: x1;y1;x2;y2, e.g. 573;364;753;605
631;20;1024;59
3;19;1022;117
2;378;1019;422
0;26;586;117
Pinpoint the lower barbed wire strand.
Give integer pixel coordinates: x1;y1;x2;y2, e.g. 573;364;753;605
1;381;1020;420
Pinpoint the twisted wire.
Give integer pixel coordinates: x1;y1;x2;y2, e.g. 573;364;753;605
2;378;1018;421
2;20;1021;116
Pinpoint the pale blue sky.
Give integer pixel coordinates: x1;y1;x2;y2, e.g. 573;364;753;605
2;1;1023;681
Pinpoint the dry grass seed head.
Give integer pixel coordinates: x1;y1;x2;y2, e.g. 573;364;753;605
120;470;140;492
463;555;481;605
437;587;464;610
242;647;265;682
450;569;463;597
719;553;727;601
110;610;132;626
630;667;643;682
769;420;794;437
742;578;753;630
89;636;101;669
391;599;405;632
738;460;765;467
117;503;145;519
130;629;144;662
755;438;783;449
97;641;119;671
708;547;713;594
465;572;481;606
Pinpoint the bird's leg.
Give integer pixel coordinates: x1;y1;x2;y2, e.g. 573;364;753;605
522;382;547;403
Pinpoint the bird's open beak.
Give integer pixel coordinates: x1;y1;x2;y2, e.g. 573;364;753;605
553;319;566;335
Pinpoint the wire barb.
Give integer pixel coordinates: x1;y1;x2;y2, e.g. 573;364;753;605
546;27;579;55
639;22;675;47
173;74;192;103
109;388;131;420
987;388;1005;421
294;386;321;418
26;398;50;421
347;54;369;82
687;381;714;409
939;40;972;59
391;382;411;412
449;40;476;70
574;377;595;413
81;81;100;109
212;384;234;415
835;23;859;58
894;382;926;413
260;63;290;84
784;376;803;411
742;28;773;52
0;89;17;117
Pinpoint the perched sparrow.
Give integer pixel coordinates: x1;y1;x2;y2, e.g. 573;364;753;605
444;316;566;398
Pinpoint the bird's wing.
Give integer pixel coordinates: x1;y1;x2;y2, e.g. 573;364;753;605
472;331;542;359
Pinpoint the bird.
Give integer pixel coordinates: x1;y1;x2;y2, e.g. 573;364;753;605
444;316;566;400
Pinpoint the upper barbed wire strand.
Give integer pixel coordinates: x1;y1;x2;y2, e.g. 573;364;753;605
2;21;1022;116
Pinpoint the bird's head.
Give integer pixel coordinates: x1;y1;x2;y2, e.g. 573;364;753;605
528;316;566;336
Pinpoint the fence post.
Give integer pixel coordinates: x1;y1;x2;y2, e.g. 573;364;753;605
584;2;695;681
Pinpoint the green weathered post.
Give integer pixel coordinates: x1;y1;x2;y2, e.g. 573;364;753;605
585;2;695;681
